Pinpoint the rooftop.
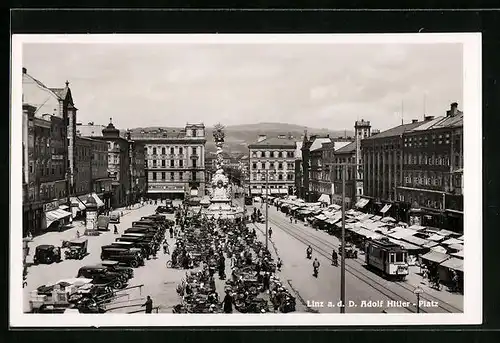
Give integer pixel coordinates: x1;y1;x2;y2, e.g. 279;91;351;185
411;113;463;132
334;141;356;154
309;137;332;151
363;121;425;140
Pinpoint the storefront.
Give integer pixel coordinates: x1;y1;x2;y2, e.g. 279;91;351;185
23;202;44;237
42;200;72;231
77;193;105;213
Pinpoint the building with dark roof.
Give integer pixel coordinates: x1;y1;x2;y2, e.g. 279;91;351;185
131;124;206;200
397;103;464;232
248;134;296;196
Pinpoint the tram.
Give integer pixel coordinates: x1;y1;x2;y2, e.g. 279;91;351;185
365;238;409;280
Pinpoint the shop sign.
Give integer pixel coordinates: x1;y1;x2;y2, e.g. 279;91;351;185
43;200;59;212
51;155;64;160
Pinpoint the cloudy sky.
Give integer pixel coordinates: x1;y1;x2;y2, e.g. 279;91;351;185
22;42;463;131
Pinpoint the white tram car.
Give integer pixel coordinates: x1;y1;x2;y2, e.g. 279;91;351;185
365;238;409;280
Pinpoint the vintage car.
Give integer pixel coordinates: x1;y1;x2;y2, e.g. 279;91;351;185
98;260;134;280
109;211;121;224
63;238;88;260
116;236;154;256
155;205;175;214
100;246;145;268
77;265;126;289
97;215;110;231
33;245;62;264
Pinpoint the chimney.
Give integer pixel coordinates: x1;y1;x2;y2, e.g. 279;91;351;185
447;102;459;117
412;119;418;123
257;134;267;142
424;116;435;121
22;67;27;74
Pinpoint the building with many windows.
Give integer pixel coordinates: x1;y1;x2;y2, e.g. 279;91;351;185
248;134;296;196
301;134;333;202
22;68;72;236
397;103;464;232
132;124;206;200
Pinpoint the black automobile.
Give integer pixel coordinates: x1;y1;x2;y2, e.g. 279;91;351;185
98;260;134;280
155;205;175;214
100;246;145;268
33;245;62;264
116;236;154;255
77;266;126;289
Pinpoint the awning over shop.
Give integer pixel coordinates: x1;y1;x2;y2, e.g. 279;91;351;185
380;204;392;214
440;257;464;272
91;193;105;207
315;214;327;221
327;204;341;211
59;205;69;210
355;227;383;240
451;250;464;258
408;225;426;231
355;198;370;209
326;217;341;225
387;228;417;240
318;194;330;204
401;235;436;248
388;238;422;251
448;243;464;251
427;234;446;242
420;251;450;264
457;235;464;241
45;208;72;227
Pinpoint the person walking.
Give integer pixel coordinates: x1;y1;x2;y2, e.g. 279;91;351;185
114;224;118;235
163;239;170;254
142;296;153;314
268;227;273;239
222;290;233;313
169;226;174;239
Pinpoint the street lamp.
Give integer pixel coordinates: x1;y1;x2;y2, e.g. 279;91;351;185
414;286;423;313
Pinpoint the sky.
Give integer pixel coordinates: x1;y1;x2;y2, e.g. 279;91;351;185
22;42;463;132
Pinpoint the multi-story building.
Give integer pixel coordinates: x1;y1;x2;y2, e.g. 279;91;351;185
22;68;72;235
132;124;207;200
126;131;147;203
354;120;372;201
301;134;333;202
74;136;93;196
294;141;303;198
361;119;424;219
248;134;296;197
88;138;112;200
397;103;464;232
330;142;356;208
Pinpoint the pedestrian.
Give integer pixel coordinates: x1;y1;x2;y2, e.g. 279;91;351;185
142;295;153;313
76;230;80;238
222;289;233;313
268;227;273;239
263;272;270;291
277;258;282;272
114;225;118;235
169;226;174;239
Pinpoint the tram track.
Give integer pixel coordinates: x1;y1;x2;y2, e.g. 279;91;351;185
264;213;461;314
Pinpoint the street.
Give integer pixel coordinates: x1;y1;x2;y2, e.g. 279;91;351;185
243;199;464;314
24;203;184;314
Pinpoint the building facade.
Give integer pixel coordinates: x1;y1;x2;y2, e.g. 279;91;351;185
294;141;303;198
248;135;296;196
397;103;464;232
301;134;332;202
354;120;372;202
74;136;93;196
126;131;147;204
132;124;206;200
331;142;356;208
22;69;72;236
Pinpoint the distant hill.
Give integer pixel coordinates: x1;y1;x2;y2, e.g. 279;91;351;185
130;123;353;154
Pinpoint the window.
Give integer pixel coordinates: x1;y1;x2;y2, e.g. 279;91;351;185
162;147;166;155
51;167;55;175
152;172;157;180
170;147;175;155
153;148;157;155
192;129;197;137
179;172;183;180
270;162;275;169
161;160;166;167
278;174;283;180
252;163;257;169
192;147;197;155
179;160;183;167
153;160;157;167
170;160;175;167
162;172;166;180
179;147;183;155
170;172;174;180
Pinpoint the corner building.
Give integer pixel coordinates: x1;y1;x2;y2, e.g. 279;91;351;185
132;124;206;200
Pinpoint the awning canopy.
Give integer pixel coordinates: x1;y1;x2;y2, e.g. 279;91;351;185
355;198;370;209
387;228;417;240
71;197;86;211
388;238;422;251
451;250;464;258
315;214;327;221
355;227;383;240
318;194;330;204
442;237;463;245
448;243;464;251
427;234;446;242
401;235;436;248
431;245;448;254
420;251;450;264
440;257;464;272
380;204;392;214
408;224;426;231
91;193;105;207
45;208;72;227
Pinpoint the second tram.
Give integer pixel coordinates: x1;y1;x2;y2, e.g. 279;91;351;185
365;238;409;280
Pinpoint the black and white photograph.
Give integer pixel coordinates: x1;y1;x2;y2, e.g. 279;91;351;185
10;34;482;327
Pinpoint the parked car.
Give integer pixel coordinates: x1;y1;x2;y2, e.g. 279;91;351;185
98;260;134;280
63;238;89;260
109;211;121;224
100;246;145;268
33;245;62;264
77;266;126;289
